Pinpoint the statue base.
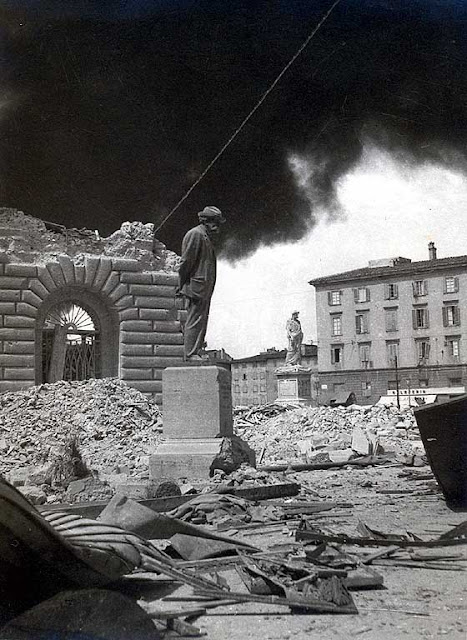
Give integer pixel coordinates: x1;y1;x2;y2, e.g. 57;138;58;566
150;366;255;479
275;365;314;405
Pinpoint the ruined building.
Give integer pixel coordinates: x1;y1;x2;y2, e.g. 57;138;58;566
309;243;467;405
0;209;185;402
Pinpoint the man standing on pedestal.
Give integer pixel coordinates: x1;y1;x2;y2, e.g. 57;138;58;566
177;206;225;360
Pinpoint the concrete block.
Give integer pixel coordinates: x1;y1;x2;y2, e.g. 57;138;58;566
16;302;37;318
120;272;153;284
84;256;100;286
0;354;34;367
4;315;36;328
4;340;35;354
74;264;85;284
111;258;140;271
150;439;225;479
0;302;16;314
121;355;181;369
101;271;120;295
118;308;139;321
114;294;134;309
152;272;178;286
109;283;129;301
57;255;75;283
151;332;184;345
46;262;66;287
121;367;157;381
0;276;28;289
121;320;153;332
121;343;153;356
138;308;171;321
5;263;37;277
0;289;21;302
154;344;184;357
29;279;50;300
125;380;162;394
129;284;175;297
21;290;42;308
0;380;35;392
163;366;233;439
0;328;35;341
92;257;112;289
134;296;176;309
37;265;58;291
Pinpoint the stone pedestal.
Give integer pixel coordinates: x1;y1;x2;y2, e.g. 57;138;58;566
275;365;313;405
150;366;255;479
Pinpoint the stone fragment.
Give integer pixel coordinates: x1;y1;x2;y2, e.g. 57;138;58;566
19;485;47;505
351;426;371;456
65;476;113;503
211;436;256;475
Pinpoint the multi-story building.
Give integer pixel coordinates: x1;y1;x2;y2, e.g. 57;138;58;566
231;344;318;406
309;243;467;405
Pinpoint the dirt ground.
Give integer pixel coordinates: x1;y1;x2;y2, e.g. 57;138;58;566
154;464;466;640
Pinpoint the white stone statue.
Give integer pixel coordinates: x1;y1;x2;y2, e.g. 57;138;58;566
285;310;303;366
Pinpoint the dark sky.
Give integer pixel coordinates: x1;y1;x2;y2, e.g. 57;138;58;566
0;0;466;258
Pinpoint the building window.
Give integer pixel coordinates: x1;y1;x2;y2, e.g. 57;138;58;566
388;380;398;390
233;371;239;381
361;381;372;397
385;283;399;300
328;290;342;306
253;385;258;392
353;287;370;303
355;312;369;334
260;371;266;379
242;373;247;380
443;304;461;327
416;339;430;362
385;309;398;332
260;395;267;404
242;384;248;393
419;378;429;387
412;307;429;329
448;377;462;387
412;280;428;297
386;341;399;366
331;345;343;365
444;276;459;294
445;336;460;359
252;396;259;405
331;315;342;336
234;384;240;393
359;343;372;369
260;384;266;392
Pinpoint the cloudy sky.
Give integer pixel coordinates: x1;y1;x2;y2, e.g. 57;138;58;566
0;0;466;357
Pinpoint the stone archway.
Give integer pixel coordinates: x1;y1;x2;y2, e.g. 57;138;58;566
35;287;119;385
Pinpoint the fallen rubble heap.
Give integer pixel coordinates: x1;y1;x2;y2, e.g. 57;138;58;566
0;378;163;502
235;403;425;466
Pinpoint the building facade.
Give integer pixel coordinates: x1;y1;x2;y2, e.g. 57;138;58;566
309;244;467;405
231;344;318;406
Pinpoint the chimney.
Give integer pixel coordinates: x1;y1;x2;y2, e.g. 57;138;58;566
428;242;437;261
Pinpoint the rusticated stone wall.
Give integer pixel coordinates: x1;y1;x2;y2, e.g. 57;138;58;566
0;254;184;403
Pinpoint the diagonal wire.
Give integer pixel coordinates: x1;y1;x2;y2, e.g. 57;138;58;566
152;0;343;237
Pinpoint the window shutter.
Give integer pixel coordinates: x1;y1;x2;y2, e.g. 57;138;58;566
355;316;360;333
366;287;371;301
394;284;398;298
423;280;428;295
412;309;417;328
384;284;389;299
412;282;416;296
425;309;430;328
426;342;431;357
339;290;343;302
442;306;448;327
327;291;332;305
331;349;335;364
353;288;359;302
455;306;461;326
454;276;459;292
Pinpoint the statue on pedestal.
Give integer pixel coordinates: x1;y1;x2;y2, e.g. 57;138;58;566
177;206;225;360
285;310;303;366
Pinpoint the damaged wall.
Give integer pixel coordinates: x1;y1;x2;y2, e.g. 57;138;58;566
0;209;185;402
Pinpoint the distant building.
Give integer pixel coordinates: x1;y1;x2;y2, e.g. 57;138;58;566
309;243;467;405
231;344;318;406
203;348;233;365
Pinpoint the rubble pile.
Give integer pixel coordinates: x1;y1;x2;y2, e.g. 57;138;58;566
0;208;180;271
0;378;163;484
235;403;424;466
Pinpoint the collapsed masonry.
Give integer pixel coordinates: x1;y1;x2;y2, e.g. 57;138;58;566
0;208;184;400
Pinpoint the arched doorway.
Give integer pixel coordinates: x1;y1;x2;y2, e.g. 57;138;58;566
35;287;119;385
42;302;100;382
